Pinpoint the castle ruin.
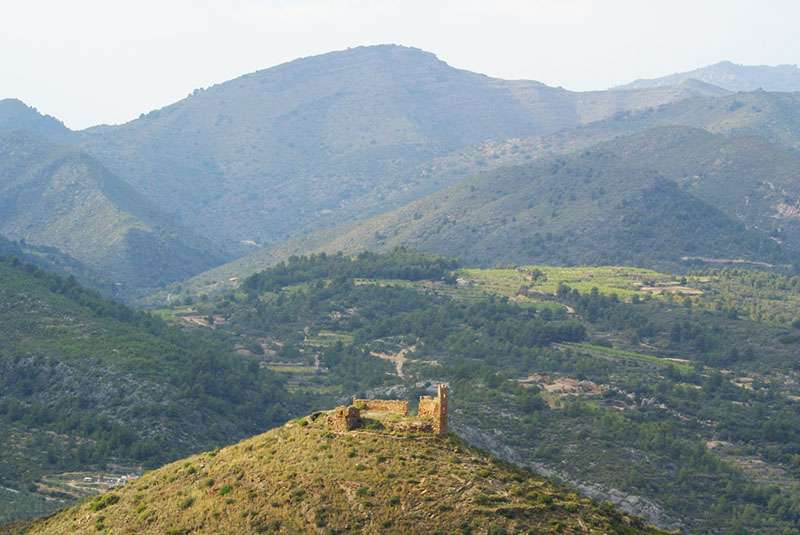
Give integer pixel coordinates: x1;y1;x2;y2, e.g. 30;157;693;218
417;384;448;435
327;384;449;435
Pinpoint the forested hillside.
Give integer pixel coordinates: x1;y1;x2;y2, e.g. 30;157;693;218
0;258;303;522
0;234;107;292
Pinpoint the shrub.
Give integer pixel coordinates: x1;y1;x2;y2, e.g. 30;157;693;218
89;494;120;512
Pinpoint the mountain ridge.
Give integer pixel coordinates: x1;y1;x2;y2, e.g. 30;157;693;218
616;60;800;92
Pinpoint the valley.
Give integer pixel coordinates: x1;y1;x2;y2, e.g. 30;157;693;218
3;36;800;534
137;251;800;532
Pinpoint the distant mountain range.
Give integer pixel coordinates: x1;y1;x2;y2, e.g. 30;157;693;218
615;60;800;92
2;46;800;297
74;45;719;255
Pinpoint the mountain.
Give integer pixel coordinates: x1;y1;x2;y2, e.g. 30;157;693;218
588;90;800;150
0;258;300;523
0;99;72;143
178;125;800;294
76;45;719;254
18;412;661;534
616;60;800;92
316;127;799;267
0;132;226;294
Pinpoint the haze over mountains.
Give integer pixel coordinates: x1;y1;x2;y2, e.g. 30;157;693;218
2;44;800;299
0;133;224;293
616;60;800;92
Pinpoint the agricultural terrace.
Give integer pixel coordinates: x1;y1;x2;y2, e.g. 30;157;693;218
460;266;700;302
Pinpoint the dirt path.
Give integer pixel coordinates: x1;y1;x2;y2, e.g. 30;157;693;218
370;346;415;378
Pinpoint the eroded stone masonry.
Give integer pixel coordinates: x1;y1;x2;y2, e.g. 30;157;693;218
326;384;449;435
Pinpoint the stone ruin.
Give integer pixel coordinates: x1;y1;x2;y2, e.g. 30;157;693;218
417;384;448;435
326;384;449;435
351;398;409;415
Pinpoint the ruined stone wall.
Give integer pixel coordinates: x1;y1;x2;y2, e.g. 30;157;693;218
418;384;448;435
418;397;438;418
352;399;409;415
327;406;361;431
436;384;448;435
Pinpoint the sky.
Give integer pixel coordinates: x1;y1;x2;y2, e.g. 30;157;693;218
1;0;798;130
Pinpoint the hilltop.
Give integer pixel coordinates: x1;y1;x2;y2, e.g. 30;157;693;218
20;408;661;534
616;60;800;92
0;99;72;143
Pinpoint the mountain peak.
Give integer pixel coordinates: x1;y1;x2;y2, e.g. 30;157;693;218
0;98;72;141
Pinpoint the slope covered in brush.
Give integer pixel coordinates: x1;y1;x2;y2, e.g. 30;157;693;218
149;250;800;532
0;259;299;523
23;414;661;534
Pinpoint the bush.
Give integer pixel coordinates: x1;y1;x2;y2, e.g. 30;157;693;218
89;494;120;512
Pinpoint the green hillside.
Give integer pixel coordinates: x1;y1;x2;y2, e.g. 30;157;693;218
0;259;302;522
17;416;661;534
0;133;226;294
181;125;800;295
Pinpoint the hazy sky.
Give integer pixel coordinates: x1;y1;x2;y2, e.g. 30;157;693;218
2;0;798;129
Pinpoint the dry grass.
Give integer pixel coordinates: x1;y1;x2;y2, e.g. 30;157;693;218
24;415;664;534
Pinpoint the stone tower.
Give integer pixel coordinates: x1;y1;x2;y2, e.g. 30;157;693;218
418;383;449;435
436;384;448;435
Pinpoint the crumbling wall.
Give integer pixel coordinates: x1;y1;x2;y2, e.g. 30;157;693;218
327;406;361;431
352;399;409;415
418;397;438;418
418;384;448;435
